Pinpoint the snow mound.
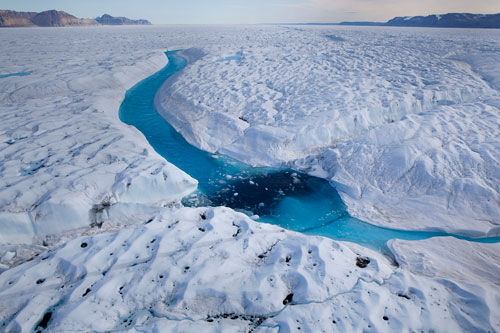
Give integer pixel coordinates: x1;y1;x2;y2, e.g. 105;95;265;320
292;99;500;234
0;27;197;247
158;27;497;167
155;26;500;235
1;206;498;332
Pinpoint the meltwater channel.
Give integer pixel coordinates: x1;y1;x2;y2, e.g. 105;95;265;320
119;50;500;254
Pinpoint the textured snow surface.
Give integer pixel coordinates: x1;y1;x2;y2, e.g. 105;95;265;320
159;27;497;166
389;237;500;286
1;207;499;332
0;27;197;248
293;98;500;234
157;26;500;235
1;25;500;331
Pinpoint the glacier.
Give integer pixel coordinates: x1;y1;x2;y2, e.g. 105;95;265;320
0;27;198;248
1;206;498;331
0;25;499;331
158;26;500;236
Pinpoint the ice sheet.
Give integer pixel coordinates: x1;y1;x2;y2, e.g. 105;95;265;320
1;207;498;331
1;25;499;331
157;26;500;235
0;26;198;246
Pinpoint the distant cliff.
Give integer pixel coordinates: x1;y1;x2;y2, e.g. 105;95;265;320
31;10;98;27
340;12;500;28
0;10;98;27
0;10;38;27
0;10;151;27
96;14;151;25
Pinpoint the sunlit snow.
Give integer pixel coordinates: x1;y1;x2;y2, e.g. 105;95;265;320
0;25;499;331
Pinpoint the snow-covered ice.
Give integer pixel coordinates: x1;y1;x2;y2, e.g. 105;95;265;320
1;207;498;331
1;25;500;331
157;26;500;236
0;27;197;248
389;236;500;286
159;27;497;167
292;98;500;234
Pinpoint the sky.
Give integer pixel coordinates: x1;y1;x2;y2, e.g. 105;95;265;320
2;0;500;24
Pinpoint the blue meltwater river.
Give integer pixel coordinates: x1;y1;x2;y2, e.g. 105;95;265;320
119;50;500;255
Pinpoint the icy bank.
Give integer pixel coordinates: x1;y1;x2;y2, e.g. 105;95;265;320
293;98;500;235
157;27;497;167
1;207;498;332
0;27;197;248
157;26;500;235
389;236;500;286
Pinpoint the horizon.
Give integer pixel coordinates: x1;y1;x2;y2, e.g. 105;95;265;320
2;9;500;25
1;0;500;24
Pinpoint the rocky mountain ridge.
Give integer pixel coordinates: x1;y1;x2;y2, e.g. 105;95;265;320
0;10;151;27
339;12;500;28
96;14;151;25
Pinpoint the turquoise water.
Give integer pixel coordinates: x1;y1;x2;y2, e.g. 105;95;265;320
216;52;243;63
0;72;30;79
119;51;500;254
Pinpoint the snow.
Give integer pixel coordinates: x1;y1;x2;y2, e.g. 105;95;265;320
158;27;497;167
292;98;500;234
1;25;500;330
1;207;498;331
157;26;500;235
389;237;500;286
0;27;198;246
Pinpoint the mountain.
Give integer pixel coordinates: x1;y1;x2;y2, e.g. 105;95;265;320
96;14;151;25
0;10;150;27
0;10;98;27
30;10;98;27
0;10;38;27
340;12;500;28
386;13;500;28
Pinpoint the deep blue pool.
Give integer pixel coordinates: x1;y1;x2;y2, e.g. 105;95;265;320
119;50;500;254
